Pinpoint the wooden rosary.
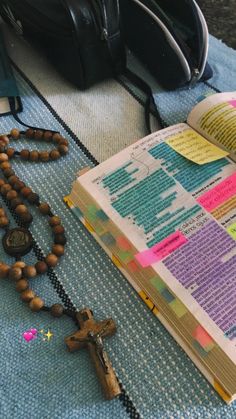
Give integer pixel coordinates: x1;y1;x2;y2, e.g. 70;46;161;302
0;128;120;400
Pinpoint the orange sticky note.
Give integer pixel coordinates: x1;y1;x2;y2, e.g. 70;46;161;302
116;236;132;251
193;325;214;348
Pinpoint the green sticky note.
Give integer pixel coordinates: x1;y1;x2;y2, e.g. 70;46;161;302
227;223;236;240
96;209;109;221
117;250;133;264
169;299;188;318
150;276;166;293
93;223;106;236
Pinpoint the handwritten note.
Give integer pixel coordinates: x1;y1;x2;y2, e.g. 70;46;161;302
166;129;228;164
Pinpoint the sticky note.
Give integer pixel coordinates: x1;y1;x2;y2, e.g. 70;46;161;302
96;209;109;221
166;129;228;164
135;231;187;267
161;288;175;303
214;380;231;403
93;223;106;236
117;250;133;264
72;207;83;219
169;299;188;318
150;276;166;293
100;232;116;246
193;341;208;358
63;195;74;208
139;290;155;310
227;223;236;240
127;260;139;272
112;254;122;268
229;100;236;108
197;172;236;212
84;220;95;233
193;325;214;349
116;236;132;251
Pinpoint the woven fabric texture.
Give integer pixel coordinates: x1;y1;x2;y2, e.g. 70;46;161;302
0;27;236;419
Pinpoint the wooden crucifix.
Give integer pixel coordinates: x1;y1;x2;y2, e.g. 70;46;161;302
65;308;121;399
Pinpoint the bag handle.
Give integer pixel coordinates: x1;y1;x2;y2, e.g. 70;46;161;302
97;1;165;133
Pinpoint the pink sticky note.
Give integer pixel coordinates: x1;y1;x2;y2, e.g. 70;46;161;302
197;172;236;212
116;236;132;251
193;325;214;348
135;231;187;268
229;100;236;108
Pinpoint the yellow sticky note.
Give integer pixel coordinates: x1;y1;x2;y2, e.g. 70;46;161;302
169;299;188;318
166;129;228;164
227;223;236;240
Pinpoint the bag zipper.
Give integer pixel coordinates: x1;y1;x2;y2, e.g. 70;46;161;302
3;2;71;38
130;0;192;83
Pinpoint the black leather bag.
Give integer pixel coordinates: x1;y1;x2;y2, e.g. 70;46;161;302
120;0;213;89
0;0;126;89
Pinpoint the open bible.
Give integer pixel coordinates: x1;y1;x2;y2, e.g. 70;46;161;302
65;92;236;403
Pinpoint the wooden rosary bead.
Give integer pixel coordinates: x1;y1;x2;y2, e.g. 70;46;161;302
52;133;63;143
25;128;35;138
54;234;67;245
45;253;59;267
58;145;68;155
6;190;18;201
0;135;9;144
49;216;61;226
0;216;9;228
20;212;33;225
50;149;60;160
0;263;10;278
0;208;5;216
10;128;20;139
0;179;5;188
34;130;44;140
50;303;64;318
29;296;44;312
1;183;12;195
43;131;53;141
53;225;65;235
8;267;22;281
21;187;32;198
29;151;39;162
58;138;69;147
20;149;30;160
6;148;15;159
21;289;35;302
39;151;50;162
10;197;23;209
8;175;19;185
15;204;28;215
23;265;37;278
13;180;25;192
16;279;29;292
0;161;11;170
13;261;26;269
39;202;51;215
35;261;48;274
52;244;64;257
0;153;9;162
27;192;39;204
3;168;15;178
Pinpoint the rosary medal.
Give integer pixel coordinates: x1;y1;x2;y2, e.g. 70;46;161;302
2;227;33;257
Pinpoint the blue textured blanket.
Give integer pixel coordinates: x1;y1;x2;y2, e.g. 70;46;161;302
0;35;236;419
